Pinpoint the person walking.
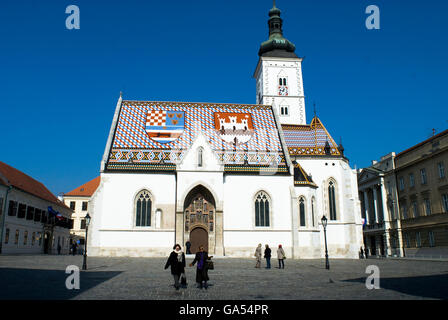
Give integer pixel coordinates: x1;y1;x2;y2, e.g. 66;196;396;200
277;244;286;269
254;244;262;268
164;244;186;291
359;247;364;259
189;245;210;289
57;243;61;255
264;244;271;269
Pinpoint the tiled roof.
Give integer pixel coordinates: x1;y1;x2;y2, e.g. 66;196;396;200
293;162;317;187
0;161;70;209
282;117;341;156
65;176;100;197
106;100;289;173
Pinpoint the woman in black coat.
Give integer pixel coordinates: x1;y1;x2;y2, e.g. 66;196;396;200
164;244;186;290
189;245;211;289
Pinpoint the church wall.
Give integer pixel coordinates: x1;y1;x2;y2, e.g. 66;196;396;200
222;174;294;257
88;172;176;257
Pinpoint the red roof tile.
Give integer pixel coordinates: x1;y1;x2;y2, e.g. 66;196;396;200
0;161;69;209
65;176;100;197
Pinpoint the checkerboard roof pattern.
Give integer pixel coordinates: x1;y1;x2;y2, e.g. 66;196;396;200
281;117;341;156
107;100;289;171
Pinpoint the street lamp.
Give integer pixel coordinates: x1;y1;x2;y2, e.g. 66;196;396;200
321;215;330;270
82;213;91;270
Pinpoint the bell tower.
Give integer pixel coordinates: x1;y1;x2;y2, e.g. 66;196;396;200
254;1;306;125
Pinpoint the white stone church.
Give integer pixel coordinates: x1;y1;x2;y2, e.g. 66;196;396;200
88;3;363;259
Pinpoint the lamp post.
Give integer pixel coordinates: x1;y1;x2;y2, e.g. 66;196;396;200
321;215;330;270
82;213;91;271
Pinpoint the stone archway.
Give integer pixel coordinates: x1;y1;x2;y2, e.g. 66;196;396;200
182;185;217;254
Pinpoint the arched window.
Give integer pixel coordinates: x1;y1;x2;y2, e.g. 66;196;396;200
279;78;282;86
299;197;306;227
311;197;316;227
328;181;337;220
135;190;152;227
255;191;270;227
284;106;288;115
280;107;284;115
283;78;287;86
198;148;203;167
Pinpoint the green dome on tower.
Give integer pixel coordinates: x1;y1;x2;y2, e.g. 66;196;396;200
258;1;297;58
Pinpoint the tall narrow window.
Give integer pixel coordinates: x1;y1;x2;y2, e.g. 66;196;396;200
412;201;419;218
416;232;421;247
135;190;152;227
399;177;405;190
198;148;203;167
255;191;270;227
299;197;306;227
443;194;448;213
70;201;76;210
311;197;315;227
82;201;88;211
438;162;445;178
428;231;435;247
409;174;415;187
424;199;432;215
328;181;337;220
420;169;427;184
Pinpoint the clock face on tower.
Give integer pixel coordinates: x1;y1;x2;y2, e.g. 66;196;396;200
278;85;288;96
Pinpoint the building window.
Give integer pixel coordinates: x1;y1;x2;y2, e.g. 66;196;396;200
34;209;41;222
255;191;270;227
70;201;76;210
299;197;306;227
26;206;34;220
399;177;405;191
23;230;28;245
4;228;9;244
404;233;410;248
420;168;427;185
442;194;448;213
424;199;432;215
17;203;26;218
311;197;316;227
412;201;419;218
416;232;421;248
401;203;408;219
409;173;415;188
80;219;86;230
428;231;435;247
438;162;445;178
135;190;152;227
8;201;17;216
198;148;203;167
82;202;88;211
328;181;337;220
14;230;19;245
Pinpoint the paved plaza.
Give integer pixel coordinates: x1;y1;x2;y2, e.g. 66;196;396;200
0;255;447;300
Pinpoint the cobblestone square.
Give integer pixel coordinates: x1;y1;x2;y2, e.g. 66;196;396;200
0;255;447;300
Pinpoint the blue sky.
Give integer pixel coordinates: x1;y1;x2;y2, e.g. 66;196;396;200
0;0;447;195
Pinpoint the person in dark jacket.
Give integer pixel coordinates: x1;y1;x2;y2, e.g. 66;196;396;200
189;245;211;289
264;244;271;269
164;244;186;290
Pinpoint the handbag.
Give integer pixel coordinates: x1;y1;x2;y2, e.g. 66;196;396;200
206;259;214;270
181;273;187;285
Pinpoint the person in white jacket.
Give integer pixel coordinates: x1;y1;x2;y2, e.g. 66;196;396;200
277;244;286;269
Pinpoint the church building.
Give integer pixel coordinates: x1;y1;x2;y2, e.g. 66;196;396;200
88;3;363;258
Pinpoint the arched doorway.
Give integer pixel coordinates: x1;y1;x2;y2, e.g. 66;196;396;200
183;185;215;254
190;227;208;253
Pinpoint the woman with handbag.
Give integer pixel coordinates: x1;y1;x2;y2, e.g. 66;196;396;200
164;244;186;290
189;245;210;289
277;244;286;269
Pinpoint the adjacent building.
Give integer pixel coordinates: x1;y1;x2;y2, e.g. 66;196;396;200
63;176;100;246
358;129;448;259
0;161;73;254
395;129;448;258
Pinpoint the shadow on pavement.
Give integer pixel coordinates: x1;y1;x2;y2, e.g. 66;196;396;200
342;273;448;299
0;267;122;300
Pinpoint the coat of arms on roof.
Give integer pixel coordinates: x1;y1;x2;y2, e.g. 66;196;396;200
214;112;254;145
145;110;184;144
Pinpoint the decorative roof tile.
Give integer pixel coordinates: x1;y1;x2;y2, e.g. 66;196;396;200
282;117;341;156
106;100;289;173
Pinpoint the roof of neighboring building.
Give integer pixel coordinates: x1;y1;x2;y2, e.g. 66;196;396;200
0;161;70;209
65;176;100;197
105;100;290;174
281;117;342;156
396;129;448;158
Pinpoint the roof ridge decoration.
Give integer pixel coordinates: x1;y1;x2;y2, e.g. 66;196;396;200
282;116;342;156
105;101;290;174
